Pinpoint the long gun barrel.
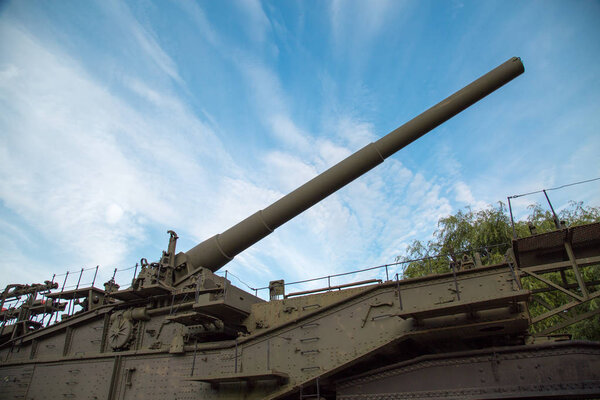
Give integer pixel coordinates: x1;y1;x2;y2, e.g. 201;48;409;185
185;57;524;273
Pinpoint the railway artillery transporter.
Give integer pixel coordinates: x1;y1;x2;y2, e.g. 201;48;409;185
1;57;599;400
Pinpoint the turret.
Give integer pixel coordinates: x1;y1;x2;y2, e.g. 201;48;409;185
173;57;524;285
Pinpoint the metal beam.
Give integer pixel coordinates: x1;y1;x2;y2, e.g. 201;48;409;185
531;290;600;324
535;307;600;335
337;341;600;400
521;269;585;302
531;296;569;320
520;255;600;274
564;240;589;298
531;279;600;295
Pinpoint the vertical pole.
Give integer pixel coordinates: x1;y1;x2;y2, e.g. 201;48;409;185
508;196;517;239
60;272;69;292
505;248;522;290
92;266;99;287
75;268;84;290
67;296;73;318
564;241;589;299
385;265;389;281
450;262;461;301
543;190;561;229
69;268;84;315
132;263;138;287
55;271;69;324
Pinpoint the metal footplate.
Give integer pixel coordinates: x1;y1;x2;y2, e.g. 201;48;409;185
188;370;289;389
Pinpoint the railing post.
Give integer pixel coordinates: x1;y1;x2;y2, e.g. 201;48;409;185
75;268;84;290
508;196;517;239
132;263;138;286
68;268;84;315
543;189;562;229
91;266;99;287
54;271;69;324
450;262;461;301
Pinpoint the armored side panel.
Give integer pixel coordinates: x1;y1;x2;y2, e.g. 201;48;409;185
336;341;600;399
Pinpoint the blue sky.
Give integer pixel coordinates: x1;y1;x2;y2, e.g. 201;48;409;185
1;1;599;296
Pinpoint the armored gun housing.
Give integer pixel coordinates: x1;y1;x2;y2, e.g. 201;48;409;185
1;58;600;400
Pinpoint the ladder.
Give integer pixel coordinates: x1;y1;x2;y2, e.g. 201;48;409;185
299;377;321;399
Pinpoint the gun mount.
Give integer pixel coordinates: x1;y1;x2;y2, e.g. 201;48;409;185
2;58;600;400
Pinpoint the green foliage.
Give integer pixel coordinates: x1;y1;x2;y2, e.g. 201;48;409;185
399;202;514;278
396;200;600;341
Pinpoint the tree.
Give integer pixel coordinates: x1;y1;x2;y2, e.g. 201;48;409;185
396;201;600;340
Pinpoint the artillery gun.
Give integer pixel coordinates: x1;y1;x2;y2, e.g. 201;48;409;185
1;57;599;399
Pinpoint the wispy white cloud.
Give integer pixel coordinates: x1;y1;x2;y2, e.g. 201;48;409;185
331;116;378;149
0;3;289;288
0;222;53;284
453;181;487;210
329;0;404;58
268;114;311;153
101;0;182;84
0;18;246;284
237;0;272;44
0;23;152;269
174;0;220;47
176;0;271;50
122;76;181;109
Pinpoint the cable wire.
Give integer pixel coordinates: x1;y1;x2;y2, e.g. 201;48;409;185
509;177;600;199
